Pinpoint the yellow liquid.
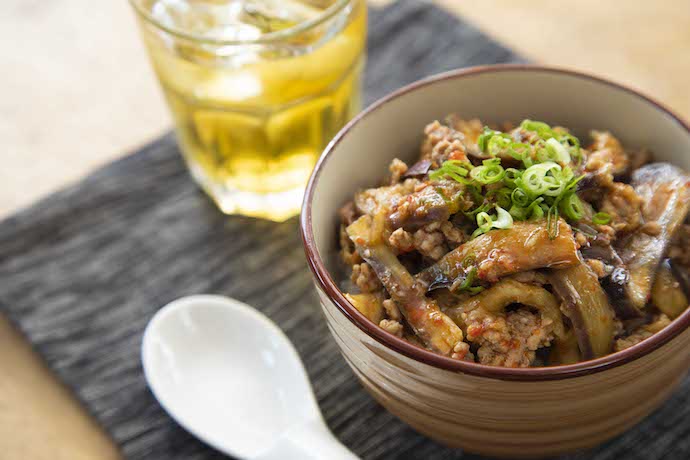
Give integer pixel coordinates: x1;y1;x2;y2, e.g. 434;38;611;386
139;0;367;220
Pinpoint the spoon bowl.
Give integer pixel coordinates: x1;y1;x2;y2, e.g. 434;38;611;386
142;295;356;459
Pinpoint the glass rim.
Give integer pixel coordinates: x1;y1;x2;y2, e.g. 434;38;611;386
128;0;353;46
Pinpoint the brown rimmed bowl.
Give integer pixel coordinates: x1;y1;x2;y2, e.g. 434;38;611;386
300;65;690;458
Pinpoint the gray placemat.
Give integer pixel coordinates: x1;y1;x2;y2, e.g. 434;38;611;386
1;1;687;459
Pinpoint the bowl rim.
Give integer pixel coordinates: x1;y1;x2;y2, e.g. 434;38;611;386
300;64;690;381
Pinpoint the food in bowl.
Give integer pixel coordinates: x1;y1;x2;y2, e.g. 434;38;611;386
338;116;690;368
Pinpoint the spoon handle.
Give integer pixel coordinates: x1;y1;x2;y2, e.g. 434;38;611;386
253;418;358;460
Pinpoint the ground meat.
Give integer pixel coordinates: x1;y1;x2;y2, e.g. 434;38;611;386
379;319;404;337
390;220;465;255
351;262;381;293
339;225;361;265
388;158;408;185
614;314;671;351
596;224;616;244
575;232;588;247
388;227;415;253
382;298;402;321
462;308;555;368
669;224;690;267
440;221;466;246
420;121;468;166
354;179;419;217
599;182;643;234
412;223;447;260
586;131;630;176
446;116;484;145
586;259;614;278
452;341;472;361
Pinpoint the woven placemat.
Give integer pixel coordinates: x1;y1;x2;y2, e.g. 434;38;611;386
2;1;688;459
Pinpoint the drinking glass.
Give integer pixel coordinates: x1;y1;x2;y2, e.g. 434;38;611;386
130;0;367;221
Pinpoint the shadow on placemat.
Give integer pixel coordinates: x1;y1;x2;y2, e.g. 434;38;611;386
0;1;688;459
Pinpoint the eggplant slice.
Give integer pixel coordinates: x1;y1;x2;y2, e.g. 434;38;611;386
651;259;689;319
618;163;690;310
549;263;616;359
549;330;581;365
388;185;452;231
345;292;385;324
346;214;465;357
417;219;580;290
601;266;643;319
443;279;566;340
388;180;469;231
402;159;432;178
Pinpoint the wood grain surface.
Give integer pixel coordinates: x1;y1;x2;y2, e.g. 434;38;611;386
1;2;689;459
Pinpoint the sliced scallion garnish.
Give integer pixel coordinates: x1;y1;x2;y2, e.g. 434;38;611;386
470;158;505;184
559;192;585;221
428;160;472;183
427;119;586;238
592;212;612;225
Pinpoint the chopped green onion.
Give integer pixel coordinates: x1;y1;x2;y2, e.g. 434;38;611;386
520;119;555;140
559;193;585;221
592;212;612;225
541;176;567;197
511;187;531;207
504;168;522;187
546;138;571;163
546;204;560;239
454;266;483;293
560;133;582;165
440;120;590;239
559;132;580;149
509;205;528;220
429;160;472;184
507;142;530;162
464;201;491;218
472;205;513;238
487;134;512;157
472;211;493;238
477;127;496;153
519;162;563;197
470;158;505;184
528;200;545;220
493;206;513;229
521;119;552;133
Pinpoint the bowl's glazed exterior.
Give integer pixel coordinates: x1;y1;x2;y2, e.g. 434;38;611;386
302;66;690;458
318;287;690;457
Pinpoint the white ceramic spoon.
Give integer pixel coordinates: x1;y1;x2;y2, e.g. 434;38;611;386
142;295;358;460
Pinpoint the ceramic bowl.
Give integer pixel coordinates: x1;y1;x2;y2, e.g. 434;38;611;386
300;65;690;458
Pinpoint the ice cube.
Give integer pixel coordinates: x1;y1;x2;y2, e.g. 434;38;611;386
151;0;261;41
149;0;328;40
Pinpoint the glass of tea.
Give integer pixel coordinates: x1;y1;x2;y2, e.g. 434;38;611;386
129;0;367;221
